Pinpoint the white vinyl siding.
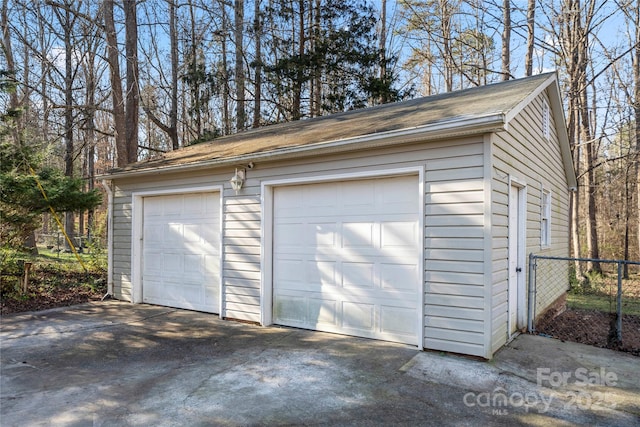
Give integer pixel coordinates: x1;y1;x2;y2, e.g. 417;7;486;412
223;195;262;322
112;191;133;301
424;142;486;357
490;91;571;353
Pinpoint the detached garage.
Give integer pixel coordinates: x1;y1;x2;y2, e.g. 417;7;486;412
103;72;576;359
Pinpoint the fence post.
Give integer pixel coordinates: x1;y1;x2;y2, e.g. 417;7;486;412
527;253;536;332
617;262;623;342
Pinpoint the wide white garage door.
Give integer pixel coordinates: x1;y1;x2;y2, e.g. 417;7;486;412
273;176;420;345
142;192;220;313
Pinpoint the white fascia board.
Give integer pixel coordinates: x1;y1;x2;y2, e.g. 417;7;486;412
104;113;506;180
503;73;557;124
547;81;578;189
503;72;577;190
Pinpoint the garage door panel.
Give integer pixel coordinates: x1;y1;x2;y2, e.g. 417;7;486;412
273;176;420;345
183;254;204;280
163;195;182;215
308;223;337;247
342;223;375;248
274;222;304;247
381;222;418;247
342;181;375;208
309;298;338;326
144;197;164;215
162;253;183;274
166;283;200;305
183;224;204;242
274;294;307;322
144;224;163;243
342;262;375;288
381;263;419;291
142;192;220;313
164;223;183;244
307;260;337;287
343;302;375;331
275;258;304;282
381;306;417;335
142;278;164;299
183;193;205;214
143;251;163;273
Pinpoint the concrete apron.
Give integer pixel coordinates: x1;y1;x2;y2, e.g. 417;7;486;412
1;301;638;426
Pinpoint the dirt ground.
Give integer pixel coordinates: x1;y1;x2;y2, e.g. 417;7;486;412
0;270;106;315
536;307;640;357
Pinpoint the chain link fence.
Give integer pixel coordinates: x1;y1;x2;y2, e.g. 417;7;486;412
529;255;640;356
38;233;104;254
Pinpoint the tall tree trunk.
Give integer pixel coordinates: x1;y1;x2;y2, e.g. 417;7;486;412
20;4;30;126
169;0;179;150
61;6;75;250
439;0;453;92
623;161;631;278
220;1;231;135
501;0;511;80
379;0;387;102
633;0;640;264
187;0;202;140
312;0;321;115
577;0;601;272
292;0;305;120
104;0;127;167
234;0;246;130
524;0;535;76
124;0;139;164
253;0;262;128
84;38;97;241
38;6;50;143
1;0;20;142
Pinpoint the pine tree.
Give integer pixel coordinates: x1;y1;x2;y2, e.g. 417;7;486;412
0;72;102;251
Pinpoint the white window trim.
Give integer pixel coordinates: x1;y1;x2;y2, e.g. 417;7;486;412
541;187;551;248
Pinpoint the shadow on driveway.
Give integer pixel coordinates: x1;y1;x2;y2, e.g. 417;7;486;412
1;301;638;426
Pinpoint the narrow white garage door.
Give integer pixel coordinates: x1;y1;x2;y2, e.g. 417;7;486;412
142;192;220;313
273;176;420;345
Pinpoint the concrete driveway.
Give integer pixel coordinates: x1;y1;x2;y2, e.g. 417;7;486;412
1;301;638;426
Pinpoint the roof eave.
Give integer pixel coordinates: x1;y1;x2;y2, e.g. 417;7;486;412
103;113;506;180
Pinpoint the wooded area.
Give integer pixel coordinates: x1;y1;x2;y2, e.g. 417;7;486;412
0;0;638;265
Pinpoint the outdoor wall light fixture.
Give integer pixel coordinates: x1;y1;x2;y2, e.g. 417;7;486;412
230;168;245;194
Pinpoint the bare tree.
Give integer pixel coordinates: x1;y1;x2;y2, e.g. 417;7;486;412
524;0;535;76
104;0;127;167
168;0;178;149
252;0;262;128
501;0;510;80
124;0;139;163
234;0;245;130
139;0;179;151
1;0;20;140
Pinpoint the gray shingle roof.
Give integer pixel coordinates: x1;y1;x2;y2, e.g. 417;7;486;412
108;73;555;175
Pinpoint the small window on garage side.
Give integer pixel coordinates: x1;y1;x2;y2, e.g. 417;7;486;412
542;99;551;142
541;189;551;247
